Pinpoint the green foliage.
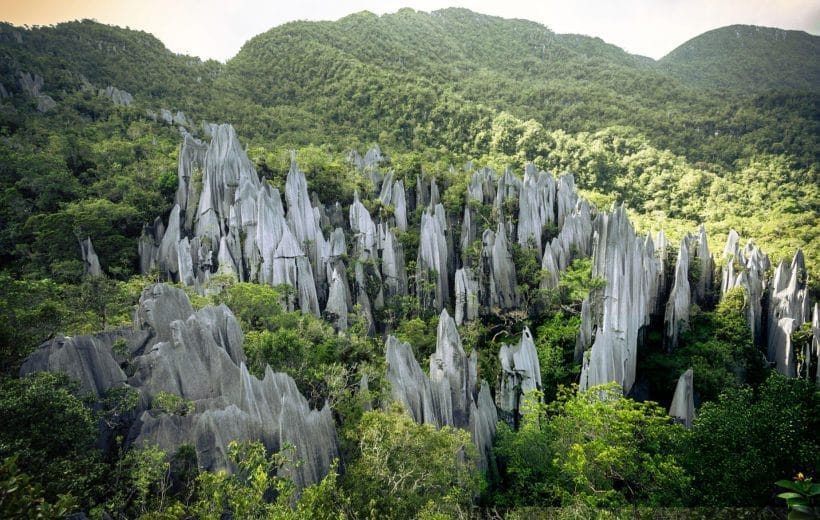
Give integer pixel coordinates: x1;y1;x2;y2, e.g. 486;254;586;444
0;455;78;519
776;475;820;519
534;312;582;401
683;373;819;506
0;273;67;373
101;444;173;518
643;286;765;403
342;404;480;519
0;373;103;507
151;391;193;416
191;441;295;519
211;282;284;331
558;258;606;305
394;315;438;362
493;385;691;508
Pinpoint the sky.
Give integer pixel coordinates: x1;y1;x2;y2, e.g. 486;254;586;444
3;0;819;61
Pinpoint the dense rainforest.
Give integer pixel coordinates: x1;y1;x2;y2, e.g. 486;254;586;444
0;8;818;519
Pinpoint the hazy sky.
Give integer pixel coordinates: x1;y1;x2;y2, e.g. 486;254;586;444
3;0;819;61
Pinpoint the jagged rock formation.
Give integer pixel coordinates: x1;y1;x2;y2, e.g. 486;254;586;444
669;368;695;427
20;284;339;490
496;328;541;417
767;250;811;370
18;71;56;112
99;85;133;106
385;310;497;471
693;225;714;305
665;237;692;350
79;237;102;277
579;206;660;394
721;230;769;345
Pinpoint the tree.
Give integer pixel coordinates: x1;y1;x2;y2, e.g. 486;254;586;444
0;373;103;507
683;373;820;506
493;386;691;508
342;404;480;519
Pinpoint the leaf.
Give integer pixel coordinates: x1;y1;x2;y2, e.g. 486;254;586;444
777;480;803;492
778;492;803;499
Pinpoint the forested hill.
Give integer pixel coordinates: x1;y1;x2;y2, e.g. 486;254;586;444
659;24;820;93
0;21;217;109
0;9;817;279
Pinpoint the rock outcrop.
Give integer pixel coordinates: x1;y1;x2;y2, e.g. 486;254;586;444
79;237;103;277
496;328;541;417
20;284;339;490
665;237;691;350
669;368;695;427
579;206;659;394
385;310;496;471
99;86;133;106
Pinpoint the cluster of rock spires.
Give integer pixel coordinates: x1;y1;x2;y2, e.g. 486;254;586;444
20;284;338;490
16;71;56;112
26;122;819;493
385;309;497;471
135;122;817;396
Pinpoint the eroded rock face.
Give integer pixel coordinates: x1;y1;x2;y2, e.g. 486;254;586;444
496;328;541;417
418;205;450;310
579;206;659;394
665;237;691;351
767;250;810;366
80;237;103;277
721;230;769;345
20;284;339;490
384;310;496;471
669;368;695;428
99;86;133;106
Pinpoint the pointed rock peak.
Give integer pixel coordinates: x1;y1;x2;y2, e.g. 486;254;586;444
274;226;305;258
723;229;740;257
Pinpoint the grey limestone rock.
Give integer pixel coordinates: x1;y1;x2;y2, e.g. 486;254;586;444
272;226;320;316
380;227;407;300
79;237;103;277
417;204;450;310
669;368;695;428
771;317;798;377
454;268;479;326
286;157;327;290
496;328;541;416
176;133;208;232
139;217;165;274
19;331;146;397
99;86;133;106
385;335;438;425
21;283;339;490
384;321;498;472
665;237;691;350
429;310;474;427
579;206;658;394
479;222;518;311
720;230;769;344
517;164;556;257
349;192;378;258
36;95;56;113
574;298;593;363
158;205;183;280
767;250;810;364
693;225;714;305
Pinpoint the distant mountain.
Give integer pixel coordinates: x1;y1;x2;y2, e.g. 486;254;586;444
659;25;820;93
0;20;217;110
0;10;816;168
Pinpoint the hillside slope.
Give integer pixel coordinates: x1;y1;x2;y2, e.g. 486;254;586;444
660;25;820;93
